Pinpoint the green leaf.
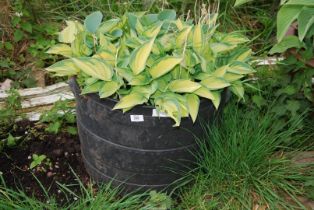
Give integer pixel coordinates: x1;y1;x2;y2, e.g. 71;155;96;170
129;72;152;86
228;61;255;75
269;36;303;54
59;21;83;43
298;7;314;41
113;92;147;110
252;95;266;108
186;94;200;123
81;81;103;94
286;100;301;115
13;29;23;42
98;18;120;34
67;126;77;135
168;80;201;93
46;121;61;134
99;81;120;98
46;44;72;58
129;38;155;75
84;11;103;33
234;0;252;7
286;0;314;6
201;76;230;90
149;56;182;79
21;22;32;33
277;5;303;42
7;133;16;147
194;87;216;101
176;26;192;49
72;58;113;81
45;59;79;76
158;10;176;21
230;82;245;99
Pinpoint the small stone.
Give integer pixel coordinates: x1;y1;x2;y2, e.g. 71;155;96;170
27;156;31;160
57;190;61;194
64;152;69;157
73;197;78;201
47;172;54;177
55;165;59;169
52;149;62;156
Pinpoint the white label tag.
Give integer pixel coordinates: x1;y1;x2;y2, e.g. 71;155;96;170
130;115;144;122
152;109;168;117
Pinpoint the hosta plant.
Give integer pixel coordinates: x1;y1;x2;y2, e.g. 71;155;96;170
46;10;255;126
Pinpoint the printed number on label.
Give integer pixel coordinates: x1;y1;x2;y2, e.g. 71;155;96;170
130;115;144;122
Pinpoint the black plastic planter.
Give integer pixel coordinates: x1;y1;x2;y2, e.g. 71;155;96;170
69;78;228;192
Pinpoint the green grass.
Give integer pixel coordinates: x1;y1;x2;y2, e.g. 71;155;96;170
176;103;314;209
0;169;171;209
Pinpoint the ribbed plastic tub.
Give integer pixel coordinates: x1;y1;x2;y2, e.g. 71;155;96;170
69;78;228;192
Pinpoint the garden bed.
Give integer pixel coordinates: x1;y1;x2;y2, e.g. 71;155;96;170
0;120;89;204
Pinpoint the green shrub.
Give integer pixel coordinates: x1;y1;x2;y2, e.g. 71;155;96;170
46;10;255;126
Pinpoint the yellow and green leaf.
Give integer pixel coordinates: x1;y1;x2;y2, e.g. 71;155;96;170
113;92;147;109
201;76;230;90
186;94;200;123
129;38;155;75
46;44;72;58
99;81;120;98
149;56;182;79
45;59;79;76
168;80;201;93
72;58;113;81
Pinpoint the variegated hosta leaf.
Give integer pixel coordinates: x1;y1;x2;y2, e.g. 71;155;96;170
155;97;181;127
71;32;92;57
129;38;155;75
228;61;255;75
125;35;145;49
72;58;113;81
132;83;158;99
99;81;120;98
99;34;117;54
113;92;147;110
45;59;79;76
211;91;221;110
129;72;152;86
158;33;175;52
194;86;215;100
176;26;192;49
143;22;163;38
193;72;211;80
46;44;72;58
116;67;133;82
212;65;228;77
221;33;249;45
236;49;252;62
230;82;245;99
210;43;237;54
175;18;184;30
93;50;116;66
98;18;120;34
168;80;201;93
58;21;83;43
193;24;203;53
149;56;182;79
201;76;230;90
223;73;244;82
182;50;200;68
186;94;200;123
81;81;103;94
195;87;221;109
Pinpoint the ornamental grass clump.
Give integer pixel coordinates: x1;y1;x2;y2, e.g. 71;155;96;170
46;9;255;126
